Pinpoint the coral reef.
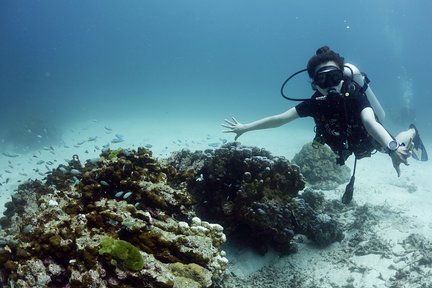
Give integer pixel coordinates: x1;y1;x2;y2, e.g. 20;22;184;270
169;143;344;253
0;147;227;287
0;143;345;286
292;142;351;189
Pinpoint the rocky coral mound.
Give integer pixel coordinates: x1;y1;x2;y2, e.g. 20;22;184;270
0;144;346;287
292;143;351;189
0;147;227;288
169;143;344;253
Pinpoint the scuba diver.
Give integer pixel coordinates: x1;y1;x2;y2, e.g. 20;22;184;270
222;46;428;204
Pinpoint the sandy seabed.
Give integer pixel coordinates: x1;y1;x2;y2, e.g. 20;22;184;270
1;117;431;288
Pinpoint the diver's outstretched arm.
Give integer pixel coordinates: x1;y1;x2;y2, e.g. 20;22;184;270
361;107;413;177
222;107;299;141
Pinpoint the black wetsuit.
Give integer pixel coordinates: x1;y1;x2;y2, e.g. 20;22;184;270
295;89;380;165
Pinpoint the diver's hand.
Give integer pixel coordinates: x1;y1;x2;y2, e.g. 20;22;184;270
389;138;413;177
222;117;247;141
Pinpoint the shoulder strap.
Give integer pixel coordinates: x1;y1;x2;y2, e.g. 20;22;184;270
357;72;370;95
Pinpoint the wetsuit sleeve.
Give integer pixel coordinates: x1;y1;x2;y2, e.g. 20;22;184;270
357;92;372;110
295;99;314;118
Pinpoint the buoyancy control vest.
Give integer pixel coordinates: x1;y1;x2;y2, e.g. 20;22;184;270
281;63;385;165
312;71;380;165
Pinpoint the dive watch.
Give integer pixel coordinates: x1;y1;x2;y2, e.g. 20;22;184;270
387;140;399;153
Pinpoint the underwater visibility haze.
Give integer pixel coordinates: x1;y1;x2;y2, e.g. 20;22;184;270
1;0;431;151
2;1;432;287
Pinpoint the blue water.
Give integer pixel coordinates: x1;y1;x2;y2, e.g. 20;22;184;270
1;0;431;151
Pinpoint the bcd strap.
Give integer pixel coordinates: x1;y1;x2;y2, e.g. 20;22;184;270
358;72;370;95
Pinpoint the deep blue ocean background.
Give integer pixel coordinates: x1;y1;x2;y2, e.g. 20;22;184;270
1;0;431;151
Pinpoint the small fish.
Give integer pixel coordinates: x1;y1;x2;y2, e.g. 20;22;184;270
88;136;98;142
123;192;133;199
114;191;124;198
2;152;19;158
86;158;99;165
72;176;80;184
111;138;124;144
77;140;86;145
115;134;124;140
70;169;81;176
104;126;112;131
36;160;45;165
59;167;68;173
100;180;109;187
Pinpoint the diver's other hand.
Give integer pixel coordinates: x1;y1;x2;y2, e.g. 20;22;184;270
389;138;413;177
222;117;247;141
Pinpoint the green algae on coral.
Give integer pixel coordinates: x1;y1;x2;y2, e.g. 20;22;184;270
98;236;144;272
106;148;125;160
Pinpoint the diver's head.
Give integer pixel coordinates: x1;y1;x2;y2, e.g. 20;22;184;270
307;46;345;95
313;61;344;95
307;46;345;78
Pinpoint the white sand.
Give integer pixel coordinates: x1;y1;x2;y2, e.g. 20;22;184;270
1;117;431;287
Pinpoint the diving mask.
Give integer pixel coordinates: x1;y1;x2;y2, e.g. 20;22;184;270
313;66;344;89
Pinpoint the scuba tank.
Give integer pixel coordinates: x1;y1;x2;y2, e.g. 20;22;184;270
343;63;386;123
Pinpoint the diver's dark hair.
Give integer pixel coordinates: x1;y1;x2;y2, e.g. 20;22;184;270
307;46;345;78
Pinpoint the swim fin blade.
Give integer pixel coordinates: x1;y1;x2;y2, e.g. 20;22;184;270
410;124;428;161
342;175;355;204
